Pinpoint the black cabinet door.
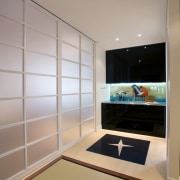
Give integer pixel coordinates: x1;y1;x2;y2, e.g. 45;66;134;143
106;43;166;83
102;103;166;137
106;53;130;83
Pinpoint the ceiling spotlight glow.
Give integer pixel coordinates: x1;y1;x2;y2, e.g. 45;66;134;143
116;38;119;41
138;34;142;37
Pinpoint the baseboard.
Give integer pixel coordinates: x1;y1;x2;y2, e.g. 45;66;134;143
95;124;102;131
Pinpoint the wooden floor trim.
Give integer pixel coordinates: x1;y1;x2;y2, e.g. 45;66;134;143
24;155;141;180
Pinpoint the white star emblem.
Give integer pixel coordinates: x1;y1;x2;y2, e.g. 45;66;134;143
109;139;134;156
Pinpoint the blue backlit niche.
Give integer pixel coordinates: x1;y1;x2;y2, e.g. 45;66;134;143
110;82;166;103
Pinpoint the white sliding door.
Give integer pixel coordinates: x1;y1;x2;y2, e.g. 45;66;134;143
0;0;95;179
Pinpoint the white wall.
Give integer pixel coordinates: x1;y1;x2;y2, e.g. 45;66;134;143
167;0;180;179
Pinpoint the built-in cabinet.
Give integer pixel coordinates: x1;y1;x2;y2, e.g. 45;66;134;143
102;103;166;138
106;43;166;83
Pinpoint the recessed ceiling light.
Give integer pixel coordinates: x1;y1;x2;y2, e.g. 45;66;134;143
116;38;119;41
138;34;142;37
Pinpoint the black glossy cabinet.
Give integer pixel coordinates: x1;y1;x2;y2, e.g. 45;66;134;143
102;103;166;137
106;43;166;83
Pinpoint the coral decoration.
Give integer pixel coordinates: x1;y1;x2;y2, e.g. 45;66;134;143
132;85;148;97
140;86;148;97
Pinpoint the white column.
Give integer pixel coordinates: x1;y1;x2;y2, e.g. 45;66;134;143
167;0;180;179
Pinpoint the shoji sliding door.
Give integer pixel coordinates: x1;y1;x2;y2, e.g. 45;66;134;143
25;3;58;167
60;22;95;147
81;37;95;136
0;0;25;179
60;22;81;146
0;0;95;179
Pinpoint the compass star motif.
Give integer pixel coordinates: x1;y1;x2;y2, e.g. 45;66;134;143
109;139;134;156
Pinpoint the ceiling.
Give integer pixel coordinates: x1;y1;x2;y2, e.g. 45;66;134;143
32;0;167;50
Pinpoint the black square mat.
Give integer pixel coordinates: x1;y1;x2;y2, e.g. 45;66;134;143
87;134;150;165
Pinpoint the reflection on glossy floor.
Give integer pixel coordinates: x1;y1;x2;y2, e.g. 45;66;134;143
62;129;167;180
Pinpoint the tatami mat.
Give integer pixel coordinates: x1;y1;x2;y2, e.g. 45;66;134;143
32;159;124;180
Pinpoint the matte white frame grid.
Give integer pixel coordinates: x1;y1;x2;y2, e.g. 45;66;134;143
0;0;95;179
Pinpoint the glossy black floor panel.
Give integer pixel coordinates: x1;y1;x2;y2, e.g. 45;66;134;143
87;134;150;165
